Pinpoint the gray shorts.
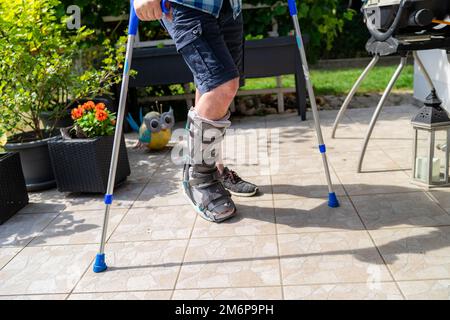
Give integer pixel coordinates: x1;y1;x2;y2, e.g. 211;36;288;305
162;1;244;94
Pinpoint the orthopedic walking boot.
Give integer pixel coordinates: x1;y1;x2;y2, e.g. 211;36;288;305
183;108;236;223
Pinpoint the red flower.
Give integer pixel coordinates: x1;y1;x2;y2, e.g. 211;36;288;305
83;101;96;111
71;107;84;120
111;119;116;125
95;103;106;111
95;109;108;122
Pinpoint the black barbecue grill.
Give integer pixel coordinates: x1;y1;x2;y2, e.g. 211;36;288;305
331;0;450;172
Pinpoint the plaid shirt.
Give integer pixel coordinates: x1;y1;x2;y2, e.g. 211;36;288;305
169;0;242;19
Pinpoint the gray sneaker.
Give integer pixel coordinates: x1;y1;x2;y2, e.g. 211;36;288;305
220;167;259;197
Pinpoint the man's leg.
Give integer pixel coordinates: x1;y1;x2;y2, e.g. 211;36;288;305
161;2;244;222
195;88;259;197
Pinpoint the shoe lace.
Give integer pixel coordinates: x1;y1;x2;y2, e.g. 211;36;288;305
225;169;242;184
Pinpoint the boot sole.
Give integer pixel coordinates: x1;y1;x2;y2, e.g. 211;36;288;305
227;187;259;198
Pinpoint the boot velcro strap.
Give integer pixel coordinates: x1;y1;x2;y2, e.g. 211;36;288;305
197;183;232;211
188;171;221;187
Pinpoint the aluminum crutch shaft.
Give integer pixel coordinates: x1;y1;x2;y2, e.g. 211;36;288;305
288;0;339;208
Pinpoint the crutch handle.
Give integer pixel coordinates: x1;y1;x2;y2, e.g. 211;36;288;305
288;0;298;16
129;0;171;35
129;1;139;35
161;0;171;14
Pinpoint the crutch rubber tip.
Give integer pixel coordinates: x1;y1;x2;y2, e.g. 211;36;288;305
328;192;340;208
93;253;107;273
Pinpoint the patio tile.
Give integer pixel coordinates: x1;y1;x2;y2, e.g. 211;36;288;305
29;209;127;246
271;173;345;200
278;231;393;285
191;201;276;238
23;183;146;214
428;189;450;214
172;287;282;300
109;206;196;242
270;155;326;176
60;183;147;211
176;235;280;289
381;148;413;170
370;227;450;281
371;124;414;139
0;294;67;300
351;192;450;230
329;150;401;173
232;163;271;178
283;282;403;300
0;244;96;295
74;240;187;293
132;181;187;208
20;190;69;214
127;161;159;184
398;280;450;300
336;171;418;196
274;197;364;234
374;137;413;151
324;136;380;153
68;290;172;300
0;247;22;269
0;213;60;247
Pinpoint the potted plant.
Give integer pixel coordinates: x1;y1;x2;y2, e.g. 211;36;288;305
0;0;89;191
48;101;130;193
0;130;29;224
0;0;128;191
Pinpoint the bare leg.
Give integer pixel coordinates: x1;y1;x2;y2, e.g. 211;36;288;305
195;78;239;120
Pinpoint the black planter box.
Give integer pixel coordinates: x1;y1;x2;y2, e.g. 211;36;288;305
129;36;308;119
48;135;131;193
0;152;29;224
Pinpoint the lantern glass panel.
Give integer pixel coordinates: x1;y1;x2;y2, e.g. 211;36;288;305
414;129;430;182
432;129;447;184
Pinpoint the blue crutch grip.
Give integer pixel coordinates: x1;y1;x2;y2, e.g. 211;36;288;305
161;0;170;14
288;0;298;16
129;0;170;35
328;192;340;208
129;1;139;35
93;253;108;273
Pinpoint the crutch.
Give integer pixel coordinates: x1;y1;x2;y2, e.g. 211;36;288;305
93;0;170;273
288;0;340;208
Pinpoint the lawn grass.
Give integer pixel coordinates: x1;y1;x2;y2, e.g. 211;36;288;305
241;65;414;96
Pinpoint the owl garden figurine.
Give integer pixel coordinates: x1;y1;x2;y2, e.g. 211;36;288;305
126;108;175;151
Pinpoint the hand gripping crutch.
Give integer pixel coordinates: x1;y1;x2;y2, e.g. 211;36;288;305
93;0;170;273
288;0;340;208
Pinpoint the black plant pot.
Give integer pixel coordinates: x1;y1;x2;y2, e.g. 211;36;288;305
40;110;72;129
48;135;131;194
0;152;29;224
5;135;59;192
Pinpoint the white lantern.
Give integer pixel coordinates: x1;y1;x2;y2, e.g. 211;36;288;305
412;91;450;188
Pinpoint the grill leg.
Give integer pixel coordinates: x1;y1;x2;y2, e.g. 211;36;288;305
332;55;380;138
357;55;408;173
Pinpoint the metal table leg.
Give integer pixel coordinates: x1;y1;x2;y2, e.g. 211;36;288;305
357;55;408;173
331;55;380;138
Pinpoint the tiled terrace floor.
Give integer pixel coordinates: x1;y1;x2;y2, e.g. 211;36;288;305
1;104;450;300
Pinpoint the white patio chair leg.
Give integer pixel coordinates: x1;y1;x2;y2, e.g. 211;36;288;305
357;55;408;173
331;55;380;138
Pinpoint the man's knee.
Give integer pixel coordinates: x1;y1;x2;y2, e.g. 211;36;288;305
216;78;239;101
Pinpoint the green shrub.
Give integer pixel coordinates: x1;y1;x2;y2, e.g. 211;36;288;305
0;0;128;142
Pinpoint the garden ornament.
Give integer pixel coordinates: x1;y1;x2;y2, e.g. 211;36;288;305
126;107;175;150
93;0;339;274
